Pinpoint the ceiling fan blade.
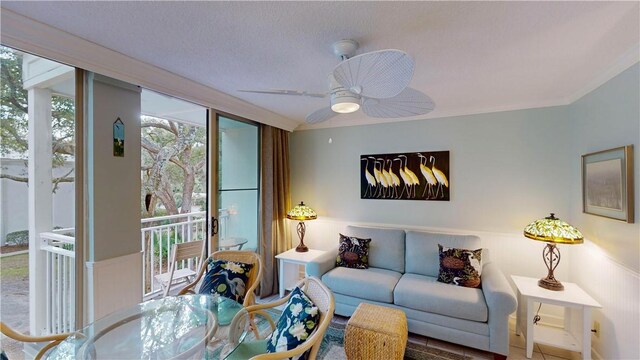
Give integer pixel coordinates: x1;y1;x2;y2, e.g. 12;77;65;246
238;89;327;98
361;87;435;119
305;107;338;124
333;49;414;99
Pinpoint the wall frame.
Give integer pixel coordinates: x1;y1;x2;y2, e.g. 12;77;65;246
361;151;449;201
582;145;634;223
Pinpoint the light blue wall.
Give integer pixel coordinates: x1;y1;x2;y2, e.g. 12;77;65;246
291;106;572;235
568;63;640;272
566;64;639;360
290;62;640;360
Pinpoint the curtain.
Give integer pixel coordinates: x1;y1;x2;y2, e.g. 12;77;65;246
259;125;291;297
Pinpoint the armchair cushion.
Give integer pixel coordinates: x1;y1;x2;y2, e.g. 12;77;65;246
266;287;319;359
199;259;253;304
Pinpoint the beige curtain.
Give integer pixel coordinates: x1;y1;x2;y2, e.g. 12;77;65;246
259;125;292;297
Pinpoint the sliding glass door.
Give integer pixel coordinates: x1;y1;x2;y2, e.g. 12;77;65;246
217;115;259;251
1;45;78;354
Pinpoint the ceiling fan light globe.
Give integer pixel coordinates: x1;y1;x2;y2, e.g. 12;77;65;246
331;102;360;114
331;92;360;114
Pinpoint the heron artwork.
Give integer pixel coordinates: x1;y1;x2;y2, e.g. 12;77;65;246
360;151;450;201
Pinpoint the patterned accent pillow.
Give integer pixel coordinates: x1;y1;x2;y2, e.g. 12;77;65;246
198;259;253;304
267;287;319;360
335;233;371;269
437;244;483;288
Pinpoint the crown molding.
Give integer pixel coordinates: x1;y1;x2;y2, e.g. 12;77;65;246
294;98;569;131
564;44;640;105
296;45;640;131
0;9;299;132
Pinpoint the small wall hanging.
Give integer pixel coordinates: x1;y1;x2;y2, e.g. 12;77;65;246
113;117;125;157
360;151;450;201
582;145;634;223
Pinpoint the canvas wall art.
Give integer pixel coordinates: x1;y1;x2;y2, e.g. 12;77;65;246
113;117;125;157
582;145;634;223
360;151;450;201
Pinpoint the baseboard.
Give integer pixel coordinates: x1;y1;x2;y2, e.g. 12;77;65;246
86;252;143;322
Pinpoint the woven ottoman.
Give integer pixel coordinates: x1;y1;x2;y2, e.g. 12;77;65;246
344;303;408;360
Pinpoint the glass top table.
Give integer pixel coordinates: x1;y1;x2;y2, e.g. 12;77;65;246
48;295;248;360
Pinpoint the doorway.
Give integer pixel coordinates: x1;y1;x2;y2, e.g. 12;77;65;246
217;115;260;252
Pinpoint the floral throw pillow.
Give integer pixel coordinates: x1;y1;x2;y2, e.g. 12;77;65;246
437;244;483;288
335;233;371;269
266;287;319;360
198;259;253;304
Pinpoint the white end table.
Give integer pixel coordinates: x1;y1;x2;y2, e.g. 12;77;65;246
219;237;248;250
275;248;327;297
511;275;601;360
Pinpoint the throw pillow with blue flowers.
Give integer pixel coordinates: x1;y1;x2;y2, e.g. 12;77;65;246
199;259;253;304
266;287;319;359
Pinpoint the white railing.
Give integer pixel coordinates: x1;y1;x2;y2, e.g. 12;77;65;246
141;211;207;299
40;231;75;335
37;212;207;335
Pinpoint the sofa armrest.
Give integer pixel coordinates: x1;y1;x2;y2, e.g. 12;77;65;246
305;250;337;278
482;262;517;315
482;261;517;355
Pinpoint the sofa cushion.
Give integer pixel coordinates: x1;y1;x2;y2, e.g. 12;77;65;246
405;230;481;277
322;266;402;303
345;226;405;273
437;244;483;288
336;233;371;269
394;273;488;322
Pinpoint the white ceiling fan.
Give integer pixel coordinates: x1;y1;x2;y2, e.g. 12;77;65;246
239;39;435;124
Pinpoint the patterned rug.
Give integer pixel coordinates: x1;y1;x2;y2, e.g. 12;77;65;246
255;309;469;360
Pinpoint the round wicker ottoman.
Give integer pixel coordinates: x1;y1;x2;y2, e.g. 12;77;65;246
344;303;408;360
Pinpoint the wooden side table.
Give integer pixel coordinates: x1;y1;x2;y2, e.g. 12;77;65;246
511;275;601;360
275;248;327;297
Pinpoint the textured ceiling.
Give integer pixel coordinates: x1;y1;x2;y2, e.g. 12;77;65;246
3;1;638;129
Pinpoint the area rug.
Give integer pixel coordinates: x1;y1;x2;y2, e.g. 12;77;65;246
252;309;470;360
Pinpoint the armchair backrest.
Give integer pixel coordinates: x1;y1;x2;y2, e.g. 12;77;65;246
296;277;335;360
212;250;263;306
179;250;262;307
1;322;70;360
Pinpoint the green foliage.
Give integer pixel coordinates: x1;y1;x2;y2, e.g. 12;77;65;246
1;47;75;163
5;229;28;246
141;116;206;215
1;47;28;157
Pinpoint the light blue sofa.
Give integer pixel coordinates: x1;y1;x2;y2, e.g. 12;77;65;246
306;225;517;358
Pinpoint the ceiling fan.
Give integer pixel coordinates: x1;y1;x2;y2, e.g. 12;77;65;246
239;39;435;124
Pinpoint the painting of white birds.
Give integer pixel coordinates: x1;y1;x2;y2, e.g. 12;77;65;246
360;151;449;201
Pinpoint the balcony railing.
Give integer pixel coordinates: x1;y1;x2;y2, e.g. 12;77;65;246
141;211;207;299
38;211;207;334
40;230;75;334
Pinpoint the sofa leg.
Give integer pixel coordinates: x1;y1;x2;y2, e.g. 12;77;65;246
493;353;507;360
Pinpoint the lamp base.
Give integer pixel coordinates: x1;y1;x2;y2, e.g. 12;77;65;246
295;221;309;252
538;277;564;291
538;243;565;291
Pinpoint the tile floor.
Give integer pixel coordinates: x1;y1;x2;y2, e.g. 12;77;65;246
259;295;583;360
